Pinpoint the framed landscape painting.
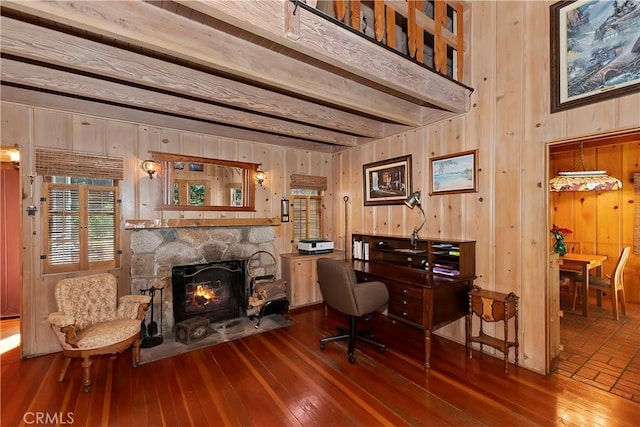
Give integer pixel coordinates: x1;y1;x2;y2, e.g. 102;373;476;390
429;150;478;195
550;0;640;113
363;155;412;206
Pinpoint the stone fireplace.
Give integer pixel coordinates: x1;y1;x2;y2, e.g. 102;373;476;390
130;226;277;334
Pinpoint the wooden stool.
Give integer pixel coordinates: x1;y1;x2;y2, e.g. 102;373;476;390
175;316;210;345
466;286;519;373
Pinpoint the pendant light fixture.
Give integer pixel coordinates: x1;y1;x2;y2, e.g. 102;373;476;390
549;143;622;192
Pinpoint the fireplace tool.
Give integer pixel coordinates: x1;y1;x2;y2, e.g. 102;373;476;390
246;250;289;328
140;286;164;348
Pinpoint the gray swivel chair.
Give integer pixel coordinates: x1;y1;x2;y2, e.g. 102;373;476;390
316;258;389;364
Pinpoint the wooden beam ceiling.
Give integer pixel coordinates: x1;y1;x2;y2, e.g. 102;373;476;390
1;0;473;152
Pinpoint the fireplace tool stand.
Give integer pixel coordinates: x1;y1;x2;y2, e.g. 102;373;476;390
247;251;289;328
140;286;164;348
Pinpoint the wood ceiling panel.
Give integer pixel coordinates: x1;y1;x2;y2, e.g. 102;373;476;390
1;0;472;152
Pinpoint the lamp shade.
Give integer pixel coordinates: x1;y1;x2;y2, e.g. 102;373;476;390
404;191;421;208
549;171;622;192
141;160;158;179
549;142;622;192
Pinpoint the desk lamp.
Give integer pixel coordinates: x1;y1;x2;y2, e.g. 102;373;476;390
404;191;426;248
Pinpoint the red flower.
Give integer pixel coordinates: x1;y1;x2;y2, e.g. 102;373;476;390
550;224;572;239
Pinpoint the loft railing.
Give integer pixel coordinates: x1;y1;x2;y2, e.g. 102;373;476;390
305;0;467;82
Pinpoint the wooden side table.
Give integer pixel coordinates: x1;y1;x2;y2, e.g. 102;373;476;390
466;286;519;373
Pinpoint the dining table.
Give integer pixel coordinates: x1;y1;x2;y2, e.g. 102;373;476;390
559;253;608;317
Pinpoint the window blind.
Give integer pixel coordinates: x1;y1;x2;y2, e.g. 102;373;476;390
36;148;123;180
289;174;327;191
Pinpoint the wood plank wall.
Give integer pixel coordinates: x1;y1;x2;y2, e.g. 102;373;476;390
2;1;639;374
331;1;639;374
0;102;333;357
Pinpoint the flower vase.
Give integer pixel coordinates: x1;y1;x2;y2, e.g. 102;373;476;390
554;238;567;257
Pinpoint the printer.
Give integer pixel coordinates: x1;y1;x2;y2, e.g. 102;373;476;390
298;239;334;255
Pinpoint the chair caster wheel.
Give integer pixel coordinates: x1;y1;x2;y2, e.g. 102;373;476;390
348;355;356;364
320;342;325;350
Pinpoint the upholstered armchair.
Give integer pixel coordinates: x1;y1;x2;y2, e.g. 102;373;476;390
47;273;150;392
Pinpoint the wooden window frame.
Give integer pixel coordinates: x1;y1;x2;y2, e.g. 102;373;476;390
291;194;323;242
43;179;120;274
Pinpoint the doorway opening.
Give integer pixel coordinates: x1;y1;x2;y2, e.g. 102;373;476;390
548;129;639;400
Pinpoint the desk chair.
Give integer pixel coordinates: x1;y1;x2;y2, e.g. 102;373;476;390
317;258;389;364
570;247;631;320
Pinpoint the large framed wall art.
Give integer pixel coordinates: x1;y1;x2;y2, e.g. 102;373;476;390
550;0;640;113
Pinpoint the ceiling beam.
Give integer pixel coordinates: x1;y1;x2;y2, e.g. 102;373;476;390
178;0;472;115
1;16;409;140
1;59;364;146
1;0;427;127
1;85;339;153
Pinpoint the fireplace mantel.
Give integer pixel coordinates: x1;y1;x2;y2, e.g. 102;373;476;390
125;217;281;229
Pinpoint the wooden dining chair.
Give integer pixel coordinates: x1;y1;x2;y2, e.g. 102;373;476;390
559;275;578;311
570;247;631;320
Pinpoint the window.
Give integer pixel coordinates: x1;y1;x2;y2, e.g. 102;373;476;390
291;189;322;241
43;177;120;273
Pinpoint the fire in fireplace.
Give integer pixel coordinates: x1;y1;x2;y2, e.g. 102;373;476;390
172;260;247;325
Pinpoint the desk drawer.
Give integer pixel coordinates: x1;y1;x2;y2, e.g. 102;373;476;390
389;300;422;324
387;282;423;324
387;282;422;300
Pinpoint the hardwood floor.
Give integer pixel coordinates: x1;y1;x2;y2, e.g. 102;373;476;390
1;307;639;426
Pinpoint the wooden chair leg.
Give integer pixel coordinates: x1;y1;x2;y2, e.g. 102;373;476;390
618;288;627;316
611;288;619;321
58;357;72;382
81;356;92;392
571;282;579;312
132;337;142;367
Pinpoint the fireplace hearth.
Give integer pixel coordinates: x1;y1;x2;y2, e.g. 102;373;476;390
172;260;247;325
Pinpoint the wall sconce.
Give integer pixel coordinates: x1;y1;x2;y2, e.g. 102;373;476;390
404;191;426;248
255;167;266;187
8;150;20;169
281;197;290;222
141;160;158;179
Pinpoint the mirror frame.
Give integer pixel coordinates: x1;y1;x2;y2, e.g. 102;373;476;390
149;151;259;211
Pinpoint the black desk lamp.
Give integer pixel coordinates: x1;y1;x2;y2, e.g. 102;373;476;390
404;191;426;248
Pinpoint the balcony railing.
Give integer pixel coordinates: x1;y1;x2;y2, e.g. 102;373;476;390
306;0;467;82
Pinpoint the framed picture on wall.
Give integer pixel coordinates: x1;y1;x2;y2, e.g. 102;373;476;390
550;0;640;113
429;150;478;195
363;155;412;206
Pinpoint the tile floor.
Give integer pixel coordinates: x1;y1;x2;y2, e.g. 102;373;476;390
555;291;640;403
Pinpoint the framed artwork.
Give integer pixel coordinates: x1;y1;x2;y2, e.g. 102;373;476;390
363;155;412;206
550;0;640;113
429;150;478;195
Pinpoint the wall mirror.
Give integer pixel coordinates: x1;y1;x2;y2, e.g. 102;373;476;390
149;151;259;211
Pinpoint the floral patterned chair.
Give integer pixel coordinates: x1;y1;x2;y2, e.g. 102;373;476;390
47;273;150;392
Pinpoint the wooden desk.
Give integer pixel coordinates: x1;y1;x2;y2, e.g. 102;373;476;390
559;253;607;317
353;260;473;370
